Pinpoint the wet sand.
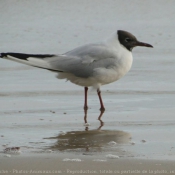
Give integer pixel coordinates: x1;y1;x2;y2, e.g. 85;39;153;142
1;154;175;175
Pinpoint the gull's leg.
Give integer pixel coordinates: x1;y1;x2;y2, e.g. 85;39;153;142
84;87;89;131
97;88;105;112
84;109;89;131
84;87;88;110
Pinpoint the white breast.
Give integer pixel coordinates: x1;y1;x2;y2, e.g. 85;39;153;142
94;55;133;86
93;38;133;86
115;47;133;80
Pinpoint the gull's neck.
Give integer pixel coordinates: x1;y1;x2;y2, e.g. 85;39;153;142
104;32;131;55
105;33;119;47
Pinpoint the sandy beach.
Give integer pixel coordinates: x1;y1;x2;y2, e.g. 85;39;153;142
1;154;175;175
0;0;175;174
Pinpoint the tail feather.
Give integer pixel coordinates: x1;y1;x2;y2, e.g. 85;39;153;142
0;52;59;71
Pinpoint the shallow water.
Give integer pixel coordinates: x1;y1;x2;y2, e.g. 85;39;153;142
1;52;175;160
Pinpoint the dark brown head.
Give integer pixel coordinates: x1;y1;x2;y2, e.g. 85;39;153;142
117;30;153;51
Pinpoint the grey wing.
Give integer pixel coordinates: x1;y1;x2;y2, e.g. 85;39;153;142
48;43;117;78
1;44;117;78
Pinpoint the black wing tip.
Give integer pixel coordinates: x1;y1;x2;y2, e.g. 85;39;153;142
0;53;7;58
0;52;55;60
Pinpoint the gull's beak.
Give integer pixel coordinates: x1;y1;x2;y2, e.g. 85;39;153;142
135;41;153;48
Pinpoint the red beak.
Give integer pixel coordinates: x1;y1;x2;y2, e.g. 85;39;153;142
135;41;153;48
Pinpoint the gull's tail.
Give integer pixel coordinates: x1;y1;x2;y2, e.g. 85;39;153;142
0;52;57;71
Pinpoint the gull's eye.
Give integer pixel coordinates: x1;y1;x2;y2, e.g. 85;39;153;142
125;38;132;42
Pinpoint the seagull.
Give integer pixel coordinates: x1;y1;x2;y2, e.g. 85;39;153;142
0;30;153;111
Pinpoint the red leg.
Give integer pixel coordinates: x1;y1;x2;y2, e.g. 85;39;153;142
84;108;87;124
97;89;105;111
84;87;88;110
84;109;88;131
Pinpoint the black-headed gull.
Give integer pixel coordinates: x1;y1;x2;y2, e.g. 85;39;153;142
0;30;153;111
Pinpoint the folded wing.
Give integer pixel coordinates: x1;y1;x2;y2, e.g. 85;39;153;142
0;43;117;78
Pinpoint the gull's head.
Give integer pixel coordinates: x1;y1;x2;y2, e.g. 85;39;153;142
117;30;153;51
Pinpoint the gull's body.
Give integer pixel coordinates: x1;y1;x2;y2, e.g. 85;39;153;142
0;30;153;111
58;35;133;88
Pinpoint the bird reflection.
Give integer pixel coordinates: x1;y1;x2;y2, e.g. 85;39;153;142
84;109;104;131
45;110;131;153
